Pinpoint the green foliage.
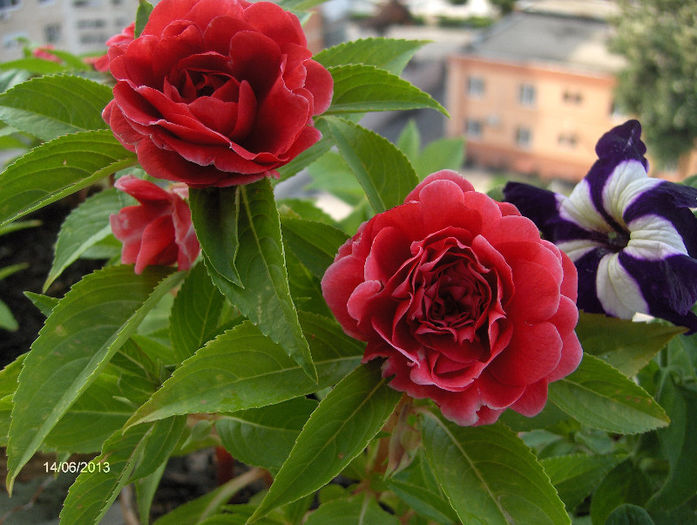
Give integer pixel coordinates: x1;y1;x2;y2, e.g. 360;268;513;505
135;0;155;37
314;38;426;76
549;354;670;434
0;129;137;226
611;0;697;164
45;187;128;291
421;414;570;525
191;180;316;381
126;314;364;427
326;65;448;116
0;75;112;141
249;361;401;521
320;116;418;213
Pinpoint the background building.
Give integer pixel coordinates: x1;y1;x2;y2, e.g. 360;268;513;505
0;0;143;61
446;1;697;180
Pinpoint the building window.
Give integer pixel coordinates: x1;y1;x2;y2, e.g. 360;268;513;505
44;23;61;44
0;0;20;10
563;90;583;105
516;127;532;149
467;76;485;98
79;33;109;44
73;0;101;6
558;133;578;148
465;119;483;138
77;19;106;29
518;83;536;107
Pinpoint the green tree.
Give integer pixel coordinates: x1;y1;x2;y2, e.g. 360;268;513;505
611;0;697;165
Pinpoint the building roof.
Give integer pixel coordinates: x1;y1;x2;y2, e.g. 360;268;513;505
465;10;626;74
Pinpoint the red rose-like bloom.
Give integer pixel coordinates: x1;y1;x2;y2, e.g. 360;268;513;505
102;0;333;187
93;23;135;73
110;175;200;274
322;171;582;426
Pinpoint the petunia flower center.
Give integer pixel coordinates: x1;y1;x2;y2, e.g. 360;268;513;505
606;229;630;251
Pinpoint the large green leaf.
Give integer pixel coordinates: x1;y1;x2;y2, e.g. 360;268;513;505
0;58;70;75
414;137;466;180
305;495;400;525
320;116;418;213
280;216;348;279
169;261;225;362
216;397;317;474
606;505;655;525
249;361;401;521
549;354;669;434
541;454;626;511
590;460;652;525
386;452;460;524
0;129;137;226
126;313;364;427
6;265;184;492
576;313;685;376
326;65;447;116
44;187;128;291
0;75;112;141
60;417;184;525
421;414;569;525
647;377;697;511
191;179;315;380
314;38;426;75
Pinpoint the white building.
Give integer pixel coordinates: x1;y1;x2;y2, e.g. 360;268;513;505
0;0;144;61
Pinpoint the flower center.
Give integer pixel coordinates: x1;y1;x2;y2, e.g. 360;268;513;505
606;229;630;251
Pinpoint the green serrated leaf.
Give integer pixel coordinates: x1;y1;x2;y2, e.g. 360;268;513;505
320;116;418;213
314;38;426;76
397;120;421;163
0;74;113;141
541;454;626;511
0;70;30;93
135;461;167;525
276;137;332;183
326;65;448;116
414;137;465;180
305;495;400;525
216;397;317;474
249;361;401;521
126;313;364;427
135;0;155;37
281;217;348;279
60;418;180;525
188;186;241;286
386;452;459;524
0;354;25;397
0;58;69;75
421;414;570;525
0;129;137;227
169;262;225;362
577;313;685;376
606;504;655;525
646;376;697;511
549;354;670;434
45;187;127;291
23;291;59;317
305;150;364;206
193;180;316;381
6;265;184;492
590;460;652;525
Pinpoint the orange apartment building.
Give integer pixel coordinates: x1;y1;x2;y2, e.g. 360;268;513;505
446;7;697;181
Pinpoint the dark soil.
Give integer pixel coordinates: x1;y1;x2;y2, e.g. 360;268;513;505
0;196;104;368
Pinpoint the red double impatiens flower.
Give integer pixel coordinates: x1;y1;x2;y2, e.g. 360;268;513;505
93;23;134;73
322;171;582;426
102;0;333;187
110;175;200;274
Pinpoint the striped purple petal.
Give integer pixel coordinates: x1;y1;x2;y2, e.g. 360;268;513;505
503;120;697;332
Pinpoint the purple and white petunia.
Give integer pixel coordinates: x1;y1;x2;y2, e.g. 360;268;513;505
503;120;697;332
